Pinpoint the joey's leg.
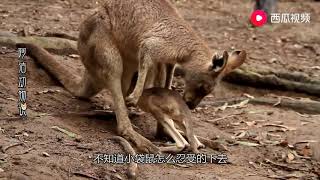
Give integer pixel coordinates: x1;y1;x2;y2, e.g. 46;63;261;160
155;115;189;152
155;122;167;140
155;63;167;88
177;129;205;152
126;45;153;106
151;109;188;152
96;41;159;154
155;63;175;139
165;63;175;89
161;117;189;151
144;63;157;89
175;120;200;153
121;68;137;98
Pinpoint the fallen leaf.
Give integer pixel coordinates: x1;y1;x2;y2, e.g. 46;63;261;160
309;66;320;70
273;121;283;125
263;124;297;131
229;99;249;109
231;122;241;126
287;152;295;162
266;133;282;139
268;173;304;179
236;141;260;147
291;150;310;160
264;158;301;171
42;152;50;157
216;102;228;111
5;97;15;101
51;126;78;138
302;146;311;157
245;121;256;127
273;97;282;106
279;140;289;147
113;173;123;180
68;54;80;58
174;164;192;168
296;112;310;118
36;89;61;95
294;140;318;146
235;131;247;139
243;93;255;99
261;140;281;145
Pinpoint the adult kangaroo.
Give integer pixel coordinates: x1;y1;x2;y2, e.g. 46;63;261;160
17;0;246;153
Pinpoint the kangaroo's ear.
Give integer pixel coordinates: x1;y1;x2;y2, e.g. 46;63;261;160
209;51;228;73
222;50;246;75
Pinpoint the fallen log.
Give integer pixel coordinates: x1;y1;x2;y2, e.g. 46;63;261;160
0;36;77;55
225;67;320;97
174;65;320;97
200;96;320;114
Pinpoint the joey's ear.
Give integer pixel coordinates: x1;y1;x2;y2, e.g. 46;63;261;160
209;51;228;73
222;50;247;75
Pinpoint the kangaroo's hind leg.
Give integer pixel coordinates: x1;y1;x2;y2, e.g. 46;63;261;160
73;71;104;99
92;35;159;154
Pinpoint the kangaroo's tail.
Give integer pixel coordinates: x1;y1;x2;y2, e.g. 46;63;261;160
16;43;80;94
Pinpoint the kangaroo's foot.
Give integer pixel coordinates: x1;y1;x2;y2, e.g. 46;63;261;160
119;127;160;154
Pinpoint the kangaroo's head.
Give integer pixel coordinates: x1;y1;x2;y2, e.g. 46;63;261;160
180;50;247;109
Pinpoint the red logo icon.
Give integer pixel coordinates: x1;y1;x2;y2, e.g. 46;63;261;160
250;10;267;27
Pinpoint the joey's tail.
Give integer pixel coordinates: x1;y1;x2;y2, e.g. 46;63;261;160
16;43;80;94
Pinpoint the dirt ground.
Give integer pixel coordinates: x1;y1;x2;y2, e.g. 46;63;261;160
0;0;320;179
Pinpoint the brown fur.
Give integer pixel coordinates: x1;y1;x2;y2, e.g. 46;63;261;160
138;88;204;153
17;0;246;153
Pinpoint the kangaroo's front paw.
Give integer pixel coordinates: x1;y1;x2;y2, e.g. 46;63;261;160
125;94;139;107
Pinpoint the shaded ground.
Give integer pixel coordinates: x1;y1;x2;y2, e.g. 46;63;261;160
0;0;320;179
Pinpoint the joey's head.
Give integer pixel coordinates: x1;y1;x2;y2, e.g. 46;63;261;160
180;50;247;109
